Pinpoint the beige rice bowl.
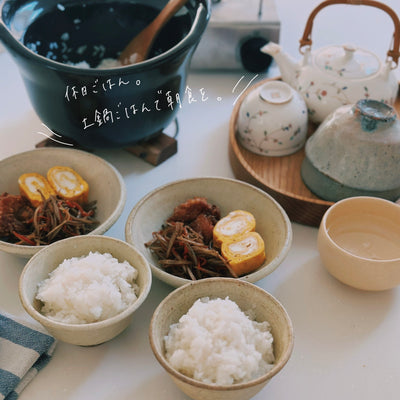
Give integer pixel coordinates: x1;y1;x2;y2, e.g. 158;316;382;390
164;296;275;385
36;251;139;324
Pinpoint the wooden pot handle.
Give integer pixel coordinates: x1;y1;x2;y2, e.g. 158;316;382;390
299;0;400;67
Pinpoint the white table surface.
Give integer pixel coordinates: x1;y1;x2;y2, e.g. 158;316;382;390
1;1;400;399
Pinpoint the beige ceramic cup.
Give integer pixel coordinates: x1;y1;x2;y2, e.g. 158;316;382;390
318;196;400;291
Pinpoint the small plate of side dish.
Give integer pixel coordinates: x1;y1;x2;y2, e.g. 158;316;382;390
0;148;126;257
149;277;294;400
125;177;292;287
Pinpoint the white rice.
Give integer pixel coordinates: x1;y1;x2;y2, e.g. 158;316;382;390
36;251;139;324
164;297;275;385
66;58;122;69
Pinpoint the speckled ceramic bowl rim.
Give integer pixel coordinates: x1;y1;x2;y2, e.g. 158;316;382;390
124;176;293;286
0;148;126;257
149;277;294;391
321;196;400;262
19;235;152;330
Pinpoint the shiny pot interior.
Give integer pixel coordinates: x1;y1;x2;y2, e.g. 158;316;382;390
0;0;210;148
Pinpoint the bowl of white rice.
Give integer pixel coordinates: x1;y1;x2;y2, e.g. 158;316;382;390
19;235;152;346
149;278;294;400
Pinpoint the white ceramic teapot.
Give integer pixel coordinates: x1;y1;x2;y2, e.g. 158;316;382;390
261;0;400;123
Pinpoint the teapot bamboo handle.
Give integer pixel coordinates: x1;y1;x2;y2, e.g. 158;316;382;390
299;0;400;68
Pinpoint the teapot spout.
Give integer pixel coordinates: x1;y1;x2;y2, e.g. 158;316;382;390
260;42;298;88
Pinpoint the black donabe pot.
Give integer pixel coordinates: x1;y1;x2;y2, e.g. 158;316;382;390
0;0;210;148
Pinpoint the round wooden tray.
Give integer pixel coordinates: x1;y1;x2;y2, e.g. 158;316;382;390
229;77;400;227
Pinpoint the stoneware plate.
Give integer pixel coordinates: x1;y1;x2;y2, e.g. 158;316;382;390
0;148;126;257
125;176;292;287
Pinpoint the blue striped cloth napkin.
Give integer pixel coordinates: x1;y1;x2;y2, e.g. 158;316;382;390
0;312;56;400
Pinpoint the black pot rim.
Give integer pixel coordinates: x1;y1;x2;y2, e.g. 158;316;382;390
0;0;211;75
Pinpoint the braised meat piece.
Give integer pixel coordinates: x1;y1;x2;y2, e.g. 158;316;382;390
0;192;34;237
167;197;221;244
189;213;217;244
167;197;220;223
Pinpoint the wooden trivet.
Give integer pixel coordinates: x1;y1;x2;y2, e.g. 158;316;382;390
125;132;177;166
36;132;177;166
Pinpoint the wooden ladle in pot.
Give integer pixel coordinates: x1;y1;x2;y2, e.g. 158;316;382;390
119;0;189;65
